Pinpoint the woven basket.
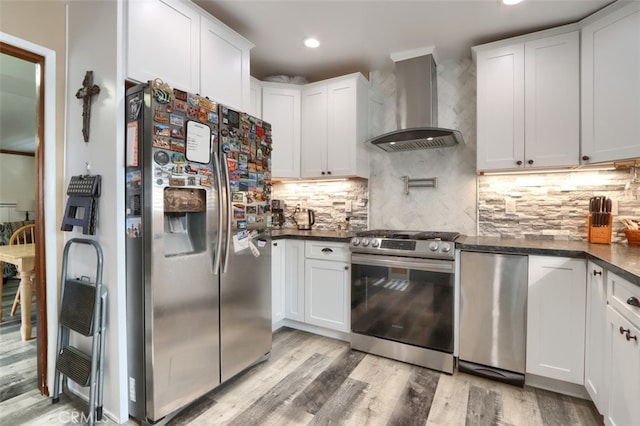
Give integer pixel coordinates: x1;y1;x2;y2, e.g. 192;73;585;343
624;229;640;246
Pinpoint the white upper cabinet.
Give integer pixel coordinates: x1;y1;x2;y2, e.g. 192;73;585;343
199;14;253;111
127;0;201;92
248;77;263;118
262;83;301;178
581;2;640;164
474;28;580;171
126;0;253;109
301;73;369;179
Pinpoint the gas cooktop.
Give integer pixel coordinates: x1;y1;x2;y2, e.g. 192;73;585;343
355;229;460;242
350;229;460;260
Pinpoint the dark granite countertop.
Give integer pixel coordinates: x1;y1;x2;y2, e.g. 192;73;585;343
271;229;355;243
458;236;640;286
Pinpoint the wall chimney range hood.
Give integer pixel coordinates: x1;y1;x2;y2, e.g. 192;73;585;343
367;48;465;152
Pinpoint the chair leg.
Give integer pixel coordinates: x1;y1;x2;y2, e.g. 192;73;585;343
10;283;22;316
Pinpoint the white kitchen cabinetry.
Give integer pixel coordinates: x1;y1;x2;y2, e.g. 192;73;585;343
304;241;350;332
199;14;253;111
581;2;640;164
248;77;263;118
301;74;369;178
126;0;253;109
283;239;305;322
605;272;640;426
127;0;200;93
271;240;285;327
527;256;586;384
474;29;580;171
585;261;607;413
262;83;301;178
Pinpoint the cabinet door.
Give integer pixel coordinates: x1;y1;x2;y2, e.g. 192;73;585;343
585;262;607;413
127;0;200;92
262;84;301;178
581;2;640;164
524;31;579;168
606;306;640;426
248;77;263;118
476;44;525;171
271;240;285;326
527;256;586;384
304;259;350;332
200;15;252;111
301;84;328;178
326;78;359;177
284;239;305;321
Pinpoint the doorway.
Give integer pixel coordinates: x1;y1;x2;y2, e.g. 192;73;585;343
0;41;48;396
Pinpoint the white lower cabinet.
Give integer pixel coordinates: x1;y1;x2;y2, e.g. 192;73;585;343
304;258;350;332
584;261;607;413
605;272;640;426
271;240;285;326
284;239;305;322
527;256;586;384
280;239;351;333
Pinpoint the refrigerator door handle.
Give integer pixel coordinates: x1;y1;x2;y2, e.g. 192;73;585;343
221;152;232;274
213;151;223;275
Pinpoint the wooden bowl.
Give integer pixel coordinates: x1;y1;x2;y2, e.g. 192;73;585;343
624;229;640;246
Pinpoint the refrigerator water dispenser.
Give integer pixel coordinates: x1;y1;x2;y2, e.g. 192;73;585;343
163;187;206;256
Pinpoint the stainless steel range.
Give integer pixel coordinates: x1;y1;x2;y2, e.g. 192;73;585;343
349;230;459;374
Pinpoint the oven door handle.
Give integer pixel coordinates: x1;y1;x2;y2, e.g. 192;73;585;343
351;253;454;273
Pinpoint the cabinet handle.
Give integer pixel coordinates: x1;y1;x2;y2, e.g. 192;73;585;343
344;266;349;270
626;332;638;342
620;326;630;335
527;159;534;165
321;248;333;254
327;171;332;175
627;296;640;307
593;270;602;276
273;242;278;247
516;160;523;166
321;171;326;175
582;155;590;161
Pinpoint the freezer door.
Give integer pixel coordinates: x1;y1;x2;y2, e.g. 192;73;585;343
459;251;528;374
220;234;272;383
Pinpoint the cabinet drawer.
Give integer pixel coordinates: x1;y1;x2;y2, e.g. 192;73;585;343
608;272;640;328
305;241;350;262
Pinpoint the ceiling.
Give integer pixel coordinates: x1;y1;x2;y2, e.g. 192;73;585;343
195;0;614;82
0;0;615;154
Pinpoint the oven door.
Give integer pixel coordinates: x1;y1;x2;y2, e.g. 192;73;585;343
351;253;454;353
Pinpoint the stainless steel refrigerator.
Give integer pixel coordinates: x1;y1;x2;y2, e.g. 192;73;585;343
125;81;272;424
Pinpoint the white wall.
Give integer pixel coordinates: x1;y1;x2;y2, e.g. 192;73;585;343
65;1;128;422
0;153;36;213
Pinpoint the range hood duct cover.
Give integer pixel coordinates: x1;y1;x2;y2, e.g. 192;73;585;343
367;53;465;152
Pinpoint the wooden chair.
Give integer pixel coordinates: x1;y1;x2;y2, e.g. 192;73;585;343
10;224;36;316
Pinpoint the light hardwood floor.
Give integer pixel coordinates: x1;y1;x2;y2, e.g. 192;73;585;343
1;304;602;425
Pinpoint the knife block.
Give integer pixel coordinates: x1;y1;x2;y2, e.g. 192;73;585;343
588;214;612;244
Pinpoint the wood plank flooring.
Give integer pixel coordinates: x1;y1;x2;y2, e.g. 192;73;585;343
0;322;603;425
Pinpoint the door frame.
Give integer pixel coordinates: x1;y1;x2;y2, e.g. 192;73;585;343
1;39;49;396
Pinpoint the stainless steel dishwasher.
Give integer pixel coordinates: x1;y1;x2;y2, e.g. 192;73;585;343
458;251;528;386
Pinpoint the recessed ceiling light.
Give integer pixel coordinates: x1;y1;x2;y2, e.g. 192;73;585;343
502;0;524;5
304;38;320;48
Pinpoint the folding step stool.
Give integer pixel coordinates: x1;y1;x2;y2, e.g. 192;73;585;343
52;238;106;426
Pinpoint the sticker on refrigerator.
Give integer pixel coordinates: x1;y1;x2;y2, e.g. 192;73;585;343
153;137;171;150
232;192;244;203
126;170;141;190
128;95;142;120
185;120;211;164
232;233;250;253
233;204;245;219
169;114;184;127
126;122;139;167
126;217;142;238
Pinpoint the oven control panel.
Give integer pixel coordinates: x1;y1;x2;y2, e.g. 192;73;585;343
350;237;455;260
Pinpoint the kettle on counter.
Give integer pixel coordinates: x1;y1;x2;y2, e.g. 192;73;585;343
292;205;315;230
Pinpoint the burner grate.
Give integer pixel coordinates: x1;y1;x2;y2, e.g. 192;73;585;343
356;230;460;242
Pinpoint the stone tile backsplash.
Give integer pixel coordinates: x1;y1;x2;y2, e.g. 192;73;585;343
272;179;369;231
478;168;640;242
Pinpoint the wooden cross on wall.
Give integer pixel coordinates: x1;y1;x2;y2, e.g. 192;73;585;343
76;70;101;143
